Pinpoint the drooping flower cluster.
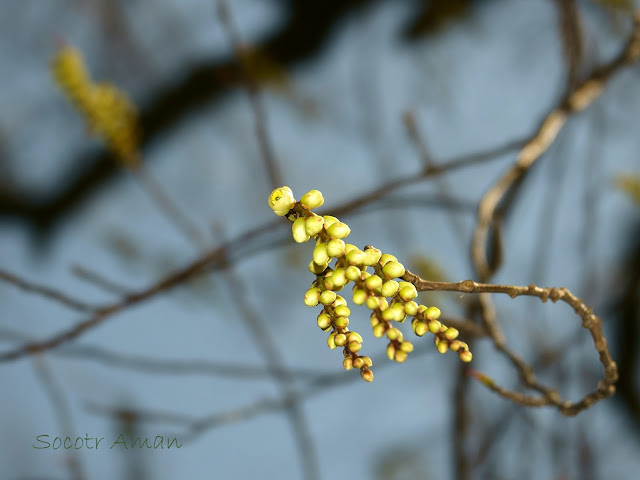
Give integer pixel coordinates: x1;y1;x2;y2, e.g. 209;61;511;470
268;187;472;382
51;45;140;169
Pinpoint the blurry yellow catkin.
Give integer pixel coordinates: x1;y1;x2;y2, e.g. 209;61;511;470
50;45;141;168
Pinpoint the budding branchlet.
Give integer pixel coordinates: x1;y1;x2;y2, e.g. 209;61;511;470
269;187;472;381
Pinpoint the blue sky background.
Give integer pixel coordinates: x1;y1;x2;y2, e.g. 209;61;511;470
1;1;639;479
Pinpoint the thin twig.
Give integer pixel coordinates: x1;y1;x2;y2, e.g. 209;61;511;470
471;11;640;281
70;264;133;296
0;268;98;313
403;270;617;416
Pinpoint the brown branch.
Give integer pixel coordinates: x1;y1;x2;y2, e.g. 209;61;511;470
217;0;283;188
0;268;99;313
403;270;617;416
471;10;640;281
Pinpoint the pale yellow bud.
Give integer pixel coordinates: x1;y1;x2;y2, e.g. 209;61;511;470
317;312;332;330
346;249;365;266
292;217;310;243
343;357;353;370
394;350;408;363
444;327;459;340
327;332;337;349
361;369;374;382
319;290;337;305
386;343;396;360
379;254;398;266
363;248;382;266
386;327;403;342
437;342;449;354
373;323;386;338
347;332;363;343
428;320;441;333
345;265;361;281
334;316;349;329
300;189;324;209
382;261;405;279
364;275;383;293
326;239;346;257
398;285;417;301
308;260;327;275
381;280;399;298
459;350;473;362
404;301;419;316
352;288;367;305
305;215;325;236
352;357;365;369
334;333;347;347
348;341;362;353
326;221;350;239
334;305;351;318
413;321;428;337
399;341;414;353
304;287;321;307
425;306;441;320
268;187;296;216
313;243;329;265
323;215;339;228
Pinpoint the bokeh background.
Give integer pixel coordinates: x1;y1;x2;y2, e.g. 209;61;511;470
1;0;640;479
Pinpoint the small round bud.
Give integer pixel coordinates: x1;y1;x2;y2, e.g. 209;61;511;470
308;260;327;275
334;316;349;329
352;288;367;305
347;332;363;343
381;280;399;298
364;275;383;293
334;305;351;318
382;261;405;279
327;332;337;350
373;323;386;338
323;215;339;228
292;217;310;243
333;295;347;307
268;187;295;216
326;222;351;239
398;285;418;301
437;342;449;354
334;333;347;347
377;298;389;311
304;287;321;307
345;265;361;281
370;314;380;327
317;312;332;330
365;295;380;310
343;357;353;370
381;308;396;322
390;302;407;321
344;243;358;254
394;350;408;363
305;215;325;236
362;356;373;367
319;290;337;305
449;340;462;352
428;320;442;333
361;369;374;382
386;343;396;360
386;327;403;342
300;189;324;209
313;243;329;265
348;341;362;353
352;357;365;369
413;321;428;337
326;239;346;257
363;248;382;266
346;249;365;266
404;301;419;316
379;253;398;266
331;268;347;287
399;341;414;353
425;306;441;320
459;350;473;362
444;327;459;340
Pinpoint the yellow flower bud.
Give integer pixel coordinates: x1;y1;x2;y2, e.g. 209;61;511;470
326;222;351;239
365;295;380;310
317;312;332;330
437;342;449;354
345;265;361;281
327;332;337;349
404;301;419;316
381;280;399;298
334;316;349;329
300;189;324;209
399;341;414;353
323;215;339;228
363;248;382;266
428;320;441;333
361;369;374;382
308;260;328;275
347;332;363;343
334;305;351;317
348;341;362;353
333;295;347;307
379;254;397;266
334;333;347;347
449;340;461;352
346;249;365;266
305;215;325;236
382;261;405;279
399;285;417;301
268;186;296;216
313;243;329;265
352;288;367;305
304;287;321;307
364;275;383;293
386;327;403;342
386;343;396;360
444;327;459;340
319;290;337;305
458;350;473;362
292;217;310;243
343;357;353;370
352;357;365;369
413;321;428;337
331;268;347;287
425;306;441;320
381;308;396;322
326;239;346;257
373;323;386;338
